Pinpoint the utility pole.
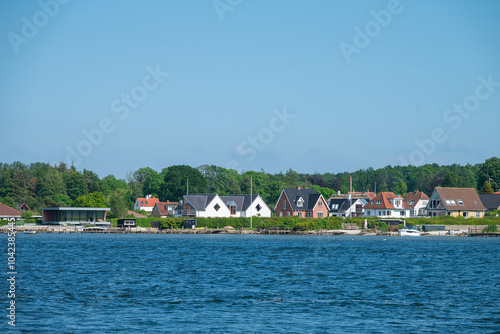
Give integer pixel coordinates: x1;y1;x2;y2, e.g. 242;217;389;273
250;175;253;229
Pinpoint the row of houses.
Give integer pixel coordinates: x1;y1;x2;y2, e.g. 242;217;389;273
273;187;500;219
134;193;272;218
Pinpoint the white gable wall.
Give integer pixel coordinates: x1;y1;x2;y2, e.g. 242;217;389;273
197;195;231;218
243;195;271;218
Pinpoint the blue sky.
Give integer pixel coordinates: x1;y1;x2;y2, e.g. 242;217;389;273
1;0;499;179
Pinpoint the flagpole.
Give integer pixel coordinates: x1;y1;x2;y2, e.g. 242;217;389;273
250;175;253;229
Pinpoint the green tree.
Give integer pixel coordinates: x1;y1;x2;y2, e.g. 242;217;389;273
37;169;66;198
73;192;108;208
65;171;87;200
391;180;408;196
481;181;495;194
53;194;73;207
108;188;131;218
478;157;500;192
159;165;207;201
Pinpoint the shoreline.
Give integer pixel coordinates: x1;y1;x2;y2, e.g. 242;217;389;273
0;225;480;236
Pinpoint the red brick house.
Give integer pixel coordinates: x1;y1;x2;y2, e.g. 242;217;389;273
274;187;328;218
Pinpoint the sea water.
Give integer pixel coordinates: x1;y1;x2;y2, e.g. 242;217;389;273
1;234;499;333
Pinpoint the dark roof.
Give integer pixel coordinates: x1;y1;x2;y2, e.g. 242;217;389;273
479;194;500;211
184;194;218;211
328;198;349;213
0;203;21;217
433;188;486;211
220;195;259;211
281;188;321;211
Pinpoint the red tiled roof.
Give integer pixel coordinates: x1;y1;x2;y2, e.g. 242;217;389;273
403;191;429;208
364;192;410;210
154;201;179;216
136;197;160;207
0;203;22;217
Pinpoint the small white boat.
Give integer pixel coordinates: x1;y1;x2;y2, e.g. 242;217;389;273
399;225;421;237
24;230;37;234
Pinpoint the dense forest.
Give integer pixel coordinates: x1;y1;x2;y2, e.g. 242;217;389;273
1;157;499;217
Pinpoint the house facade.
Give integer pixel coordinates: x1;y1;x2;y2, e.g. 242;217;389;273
328;198;367;217
403;191;429;217
151;201;179;218
176;194;231;218
133;195;160;213
363;192;411;218
426;187;486;218
42;207;110;226
220;195;271;218
274;187;329;218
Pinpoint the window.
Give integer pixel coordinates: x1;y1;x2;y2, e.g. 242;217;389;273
256;204;262;212
462;211;468;218
287;212;290;217
474;201;477;205
318;201;323;207
331;204;339;210
297;198;303;207
457;199;464;206
376;200;381;205
279;212;283;217
445;199;456;206
141;201;144;204
401;211;406;216
283;201;287;210
306;212;311;218
298;212;302;218
378;211;382;216
318;212;323;218
214;203;220;211
145;201;148;205
476;212;480;218
230;206;236;215
409;200;415;205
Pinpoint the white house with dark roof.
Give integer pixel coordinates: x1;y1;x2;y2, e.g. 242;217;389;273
176;194;230;218
426;187;486;218
328;198;366;217
220;195;271;217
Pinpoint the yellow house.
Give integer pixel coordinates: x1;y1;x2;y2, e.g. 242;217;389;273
426;187;486;218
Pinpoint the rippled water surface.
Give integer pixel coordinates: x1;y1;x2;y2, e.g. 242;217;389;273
1;234;500;333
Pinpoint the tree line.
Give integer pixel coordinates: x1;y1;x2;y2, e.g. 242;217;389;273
1;157;499;217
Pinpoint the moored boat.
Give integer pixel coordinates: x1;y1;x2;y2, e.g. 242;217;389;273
399;225;421;237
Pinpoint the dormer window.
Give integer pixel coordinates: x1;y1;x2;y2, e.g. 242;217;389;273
297;198;304;207
375;200;381;205
457;199;464;206
331;204;339;210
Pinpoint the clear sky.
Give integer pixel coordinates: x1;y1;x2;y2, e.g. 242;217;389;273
1;0;499;179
